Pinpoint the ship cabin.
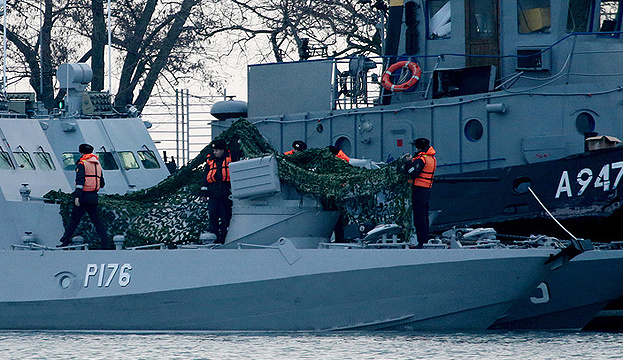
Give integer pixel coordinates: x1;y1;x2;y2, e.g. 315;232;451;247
0;63;169;249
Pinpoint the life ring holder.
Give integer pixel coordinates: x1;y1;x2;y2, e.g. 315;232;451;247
381;61;422;92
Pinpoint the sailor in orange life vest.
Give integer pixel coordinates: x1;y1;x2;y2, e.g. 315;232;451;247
404;138;437;248
284;140;307;155
200;139;234;244
327;145;350;162
58;143;111;249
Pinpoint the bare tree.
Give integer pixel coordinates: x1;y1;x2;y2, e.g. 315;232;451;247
3;0;229;111
3;0;82;109
227;0;382;63
1;0;381;111
68;0;231;111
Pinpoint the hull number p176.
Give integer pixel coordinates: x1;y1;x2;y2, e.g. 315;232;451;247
84;263;132;288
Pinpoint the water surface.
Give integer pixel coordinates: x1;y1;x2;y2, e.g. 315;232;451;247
1;330;621;359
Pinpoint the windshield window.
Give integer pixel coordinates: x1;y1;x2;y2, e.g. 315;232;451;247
62;152;81;171
137;150;161;169
34;151;56;171
96;152;119;170
0;150;13;169
119;151;140;170
13;151;35;170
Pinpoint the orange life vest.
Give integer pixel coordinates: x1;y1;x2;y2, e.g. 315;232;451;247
284;149;295;155
79;154;102;192
336;150;350;162
206;153;232;183
409;146;436;188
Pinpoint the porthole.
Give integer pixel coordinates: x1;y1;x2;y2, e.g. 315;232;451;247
316;123;324;133
464;119;483;142
575;112;595;135
513;177;532;194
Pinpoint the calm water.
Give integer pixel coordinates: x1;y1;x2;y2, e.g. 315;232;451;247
1;331;622;360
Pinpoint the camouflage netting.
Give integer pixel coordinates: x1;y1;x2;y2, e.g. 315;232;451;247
45;119;413;248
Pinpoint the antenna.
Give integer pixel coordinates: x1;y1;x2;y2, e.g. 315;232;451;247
1;0;6;95
39;0;42;95
107;0;112;93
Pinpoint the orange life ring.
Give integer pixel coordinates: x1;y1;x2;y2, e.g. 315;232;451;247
381;61;422;92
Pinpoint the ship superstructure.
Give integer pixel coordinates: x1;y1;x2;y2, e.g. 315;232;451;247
0;63;169;248
212;0;623;240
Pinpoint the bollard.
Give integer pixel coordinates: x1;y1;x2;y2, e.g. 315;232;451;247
71;236;85;246
199;232;217;245
19;184;31;201
113;235;126;250
22;232;36;247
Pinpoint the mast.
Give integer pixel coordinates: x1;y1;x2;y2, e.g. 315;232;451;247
380;0;404;105
107;0;112;93
1;0;6;95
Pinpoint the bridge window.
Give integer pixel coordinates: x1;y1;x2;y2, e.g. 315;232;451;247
119;151;140;170
428;0;451;39
518;0;551;33
0;150;13;169
62;152;81;171
567;0;592;32
96;152;119;170
34;151;56;171
137;150;161;169
13;151;35;170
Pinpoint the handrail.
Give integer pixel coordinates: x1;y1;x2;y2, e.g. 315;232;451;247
127;243;166;250
237;243;278;249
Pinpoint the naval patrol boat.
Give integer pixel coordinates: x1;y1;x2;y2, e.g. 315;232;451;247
438;229;623;330
211;0;623;242
493;244;623;330
0;63;586;330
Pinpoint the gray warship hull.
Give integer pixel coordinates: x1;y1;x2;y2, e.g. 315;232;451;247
0;246;560;331
491;249;623;330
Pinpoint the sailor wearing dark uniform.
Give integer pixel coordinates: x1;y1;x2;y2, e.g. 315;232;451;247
200;139;234;244
284;140;307;155
404;138;437;248
59;143;111;249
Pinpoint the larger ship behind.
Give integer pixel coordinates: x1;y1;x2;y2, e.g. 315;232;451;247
212;0;623;241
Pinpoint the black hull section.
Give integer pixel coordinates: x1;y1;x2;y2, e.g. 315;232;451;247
431;147;623;241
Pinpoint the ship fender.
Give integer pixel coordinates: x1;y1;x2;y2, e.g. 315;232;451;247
381;61;421;92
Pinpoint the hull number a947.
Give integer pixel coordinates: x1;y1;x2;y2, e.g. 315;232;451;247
84;263;132;288
555;162;623;198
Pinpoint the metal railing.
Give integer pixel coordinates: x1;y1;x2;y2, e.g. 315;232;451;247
142;90;226;167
